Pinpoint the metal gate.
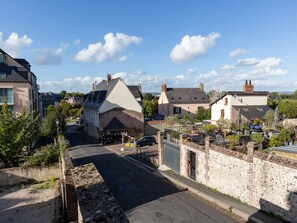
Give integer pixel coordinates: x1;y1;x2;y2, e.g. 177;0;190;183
163;140;180;173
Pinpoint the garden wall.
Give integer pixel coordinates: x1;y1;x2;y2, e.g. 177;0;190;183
180;139;297;222
0;165;59;186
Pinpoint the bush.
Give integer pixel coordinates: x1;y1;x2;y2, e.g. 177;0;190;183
268;136;282;147
203;124;216;134
21;144;60;167
251;133;264;144
227;134;240;148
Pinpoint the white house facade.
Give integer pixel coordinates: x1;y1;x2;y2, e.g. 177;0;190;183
211;80;269;122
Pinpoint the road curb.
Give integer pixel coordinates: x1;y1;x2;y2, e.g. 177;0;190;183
159;172;265;223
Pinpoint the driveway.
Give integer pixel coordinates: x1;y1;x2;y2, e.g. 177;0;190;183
66;129;239;223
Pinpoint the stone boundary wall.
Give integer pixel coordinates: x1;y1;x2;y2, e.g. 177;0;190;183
71;163;129;223
0;165;59;186
177;137;297;223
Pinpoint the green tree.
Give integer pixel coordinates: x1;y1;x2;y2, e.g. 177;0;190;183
278;100;297;118
40;110;58;137
143;99;158;118
165;115;179;130
60;90;67;99
59;100;71;116
194;107;211;122
264;110;275;128
143;93;155;101
278;128;292;143
0;103;39;167
269;136;282;147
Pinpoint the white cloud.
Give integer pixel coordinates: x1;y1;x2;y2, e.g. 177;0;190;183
196;70;218;80
237;57;259;66
75;33;142;64
39;76;103;92
0;32;33;57
33;48;64;65
221;64;236;71
170;32;220;63
73;39;80;45
255;57;282;68
117;55;128;62
229;48;247;58
234;67;287;80
187;68;198;75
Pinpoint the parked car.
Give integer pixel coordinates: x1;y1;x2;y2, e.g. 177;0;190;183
151;114;165;121
136;136;157;147
144;118;151;122
99;135;115;144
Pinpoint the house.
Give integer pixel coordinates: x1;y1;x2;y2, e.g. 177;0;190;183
210;80;271;123
40;92;63;115
66;96;83;105
0;49;39;115
158;83;209;119
83;74;144;139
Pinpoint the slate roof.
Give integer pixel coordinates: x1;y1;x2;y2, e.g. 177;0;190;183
210;91;269;106
83;90;107;110
0;63;28;82
232;105;272;120
165;88;209;104
104;117;127;131
128;85;143;100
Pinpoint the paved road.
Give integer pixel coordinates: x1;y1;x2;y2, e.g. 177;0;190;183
66;127;238;223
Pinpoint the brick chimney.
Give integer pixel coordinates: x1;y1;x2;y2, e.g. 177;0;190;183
161;84;167;92
243;80;254;93
199;83;204;91
107;74;112;84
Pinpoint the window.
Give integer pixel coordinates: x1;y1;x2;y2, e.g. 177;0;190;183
0;53;5;63
0;88;13;104
224;98;228;105
194;97;197;100
0;72;6;78
179;97;182;100
220;109;225;119
173;106;181;114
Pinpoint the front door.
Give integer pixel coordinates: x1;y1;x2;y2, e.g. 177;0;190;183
189;151;196;179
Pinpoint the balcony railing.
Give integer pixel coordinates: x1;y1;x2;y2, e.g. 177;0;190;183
0;96;13;104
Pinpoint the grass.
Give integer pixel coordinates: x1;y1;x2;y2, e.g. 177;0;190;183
29;177;58;194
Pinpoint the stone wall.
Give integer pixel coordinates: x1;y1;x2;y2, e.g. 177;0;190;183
71;163;129;223
178;138;297;223
0;165;59;186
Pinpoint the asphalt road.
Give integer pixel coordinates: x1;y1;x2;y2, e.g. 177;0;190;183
66;126;238;223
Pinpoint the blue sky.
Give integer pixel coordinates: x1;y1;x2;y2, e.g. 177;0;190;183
1;0;296;93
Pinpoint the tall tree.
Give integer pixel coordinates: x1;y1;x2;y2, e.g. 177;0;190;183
0;103;39;167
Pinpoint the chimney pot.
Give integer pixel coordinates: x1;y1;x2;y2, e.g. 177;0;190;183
107;74;112;83
199;83;204;91
243;80;254;93
249;80;251;85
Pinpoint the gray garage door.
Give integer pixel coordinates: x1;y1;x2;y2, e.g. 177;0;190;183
163;140;180;173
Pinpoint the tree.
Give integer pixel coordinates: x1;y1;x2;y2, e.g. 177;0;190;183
143;98;158;118
60;90;67;99
40;110;58;137
264;110;274;128
251;133;264;149
269;136;282;147
194;107;211;122
278;100;297;118
0;103;39;167
207;90;224;103
278;129;292;143
165;115;179;130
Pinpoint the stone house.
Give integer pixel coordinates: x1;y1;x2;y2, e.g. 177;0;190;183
210;80;270;123
158;83;209;120
0;49;39;115
67;96;83;105
83;74;144;139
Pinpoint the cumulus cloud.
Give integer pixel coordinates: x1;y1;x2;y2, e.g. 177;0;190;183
255;57;282;68
187;68;198;75
221;64;236;71
117;55;128;62
237;57;259;66
196;70;218;80
39;76;103;92
75;33;142;64
170;32;220;63
229;48;247;58
0;32;33;57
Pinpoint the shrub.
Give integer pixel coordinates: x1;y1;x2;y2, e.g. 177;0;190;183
22;144;59;167
251;133;264;144
278;129;292;143
203;124;216;134
227;134;240;148
268;136;282;147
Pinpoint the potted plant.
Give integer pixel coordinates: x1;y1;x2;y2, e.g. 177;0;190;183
226;134;240;150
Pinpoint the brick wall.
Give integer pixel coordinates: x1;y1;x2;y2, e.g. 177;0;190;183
178;138;297;223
